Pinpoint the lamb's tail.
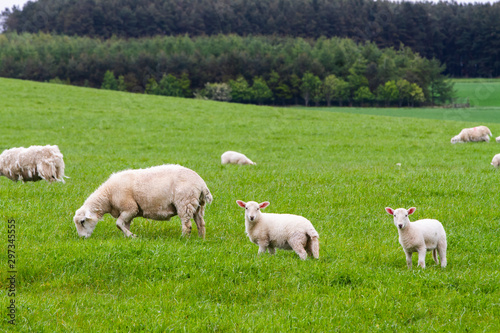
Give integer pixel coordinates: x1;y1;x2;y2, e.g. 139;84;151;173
307;228;320;259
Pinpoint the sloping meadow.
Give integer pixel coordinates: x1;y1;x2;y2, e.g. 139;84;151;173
0;78;498;331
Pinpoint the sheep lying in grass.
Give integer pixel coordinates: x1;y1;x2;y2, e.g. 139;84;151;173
73;164;213;238
451;126;492;143
236;200;319;260
0;145;66;183
491;154;500;167
221;151;256;165
385;207;447;269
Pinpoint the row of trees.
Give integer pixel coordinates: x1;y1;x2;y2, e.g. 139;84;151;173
2;0;499;77
103;70;426;107
0;33;453;106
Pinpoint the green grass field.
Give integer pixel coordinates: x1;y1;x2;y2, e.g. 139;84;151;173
452;78;500;107
1;78;499;332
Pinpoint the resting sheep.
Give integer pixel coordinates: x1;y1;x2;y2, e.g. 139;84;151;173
385;207;447;269
0;145;66;183
236;200;319;260
491;154;500;167
73;164;212;238
451;126;492;143
221;151;256;165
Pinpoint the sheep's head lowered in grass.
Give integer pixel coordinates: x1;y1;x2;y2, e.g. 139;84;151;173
73;208;99;238
385;207;416;230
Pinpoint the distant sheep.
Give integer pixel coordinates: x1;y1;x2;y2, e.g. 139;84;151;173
385;207;447;269
236;200;319;260
496;136;500;143
451;126;492;143
221;151;256;165
73;164;212;238
491;154;500;167
0;145;66;183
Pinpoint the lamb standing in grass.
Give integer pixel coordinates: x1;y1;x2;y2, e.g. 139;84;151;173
236;200;319;260
385;207;447;269
221;151;256;165
451;126;492;143
0;145;66;183
73;165;212;238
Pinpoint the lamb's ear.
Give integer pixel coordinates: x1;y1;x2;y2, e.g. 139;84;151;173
385;207;394;215
407;207;416;215
84;210;92;219
236;200;246;208
259;201;270;209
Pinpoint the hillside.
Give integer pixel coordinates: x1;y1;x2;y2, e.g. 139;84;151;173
0;78;498;331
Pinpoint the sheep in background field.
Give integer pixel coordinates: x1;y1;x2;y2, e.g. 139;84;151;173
221;151;256;165
73;164;212;238
496;136;500;143
0;145;66;183
236;200;319;260
491;154;500;167
451;126;492;143
385;207;447;269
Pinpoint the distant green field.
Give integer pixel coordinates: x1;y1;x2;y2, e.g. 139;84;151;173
0;78;498;331
452;78;500;107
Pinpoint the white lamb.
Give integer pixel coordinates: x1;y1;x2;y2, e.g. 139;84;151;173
491;154;500;167
221;151;256;165
73;164;212;238
451;125;492;143
385;207;447;269
496;136;500;143
236;200;319;260
0;145;66;183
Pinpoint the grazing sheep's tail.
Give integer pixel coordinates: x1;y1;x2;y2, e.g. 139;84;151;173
200;187;213;205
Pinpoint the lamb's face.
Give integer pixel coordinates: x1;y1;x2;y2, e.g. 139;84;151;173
236;200;270;222
450;135;460;144
73;208;99;238
385;207;415;230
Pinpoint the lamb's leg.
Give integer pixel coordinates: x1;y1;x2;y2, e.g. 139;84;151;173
257;240;269;254
405;251;413;269
417;248;426;268
193;205;206;239
432;249;439;265
289;234;308;260
268;247;276;255
116;211;137;237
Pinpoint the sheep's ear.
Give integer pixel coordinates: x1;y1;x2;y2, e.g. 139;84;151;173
236;200;246;208
407;207;416;215
385;207;394;215
259;201;270;209
84;210;92;219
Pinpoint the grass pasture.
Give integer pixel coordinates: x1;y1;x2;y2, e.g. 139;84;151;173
0;78;499;331
452;78;500;107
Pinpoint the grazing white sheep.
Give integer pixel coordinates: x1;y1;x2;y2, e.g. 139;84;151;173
0;145;66;183
73;164;212;238
236;200;319;260
451;125;492;143
221;151;256;165
496;136;500;143
385;207;447;269
491;154;500;167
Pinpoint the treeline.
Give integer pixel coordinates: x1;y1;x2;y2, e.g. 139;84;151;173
2;0;499;78
0;33;452;106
